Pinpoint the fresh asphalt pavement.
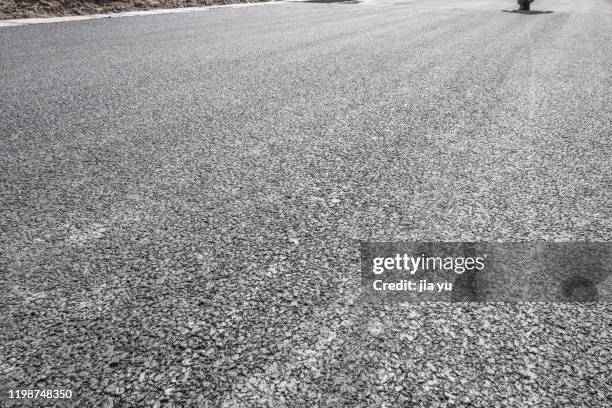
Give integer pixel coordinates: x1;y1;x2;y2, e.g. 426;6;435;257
1;0;611;406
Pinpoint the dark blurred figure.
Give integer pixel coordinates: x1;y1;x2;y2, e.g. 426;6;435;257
541;243;610;303
518;0;535;11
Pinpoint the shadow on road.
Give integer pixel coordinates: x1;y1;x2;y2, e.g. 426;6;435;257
301;0;361;3
502;9;555;14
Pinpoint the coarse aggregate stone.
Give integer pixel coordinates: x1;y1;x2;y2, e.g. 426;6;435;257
1;0;611;406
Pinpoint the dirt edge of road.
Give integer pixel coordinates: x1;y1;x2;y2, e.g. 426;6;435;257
0;0;271;20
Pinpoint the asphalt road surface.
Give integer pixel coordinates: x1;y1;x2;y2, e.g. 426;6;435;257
1;0;611;406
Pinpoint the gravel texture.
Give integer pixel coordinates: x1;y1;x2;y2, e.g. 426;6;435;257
1;0;611;406
0;0;271;20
